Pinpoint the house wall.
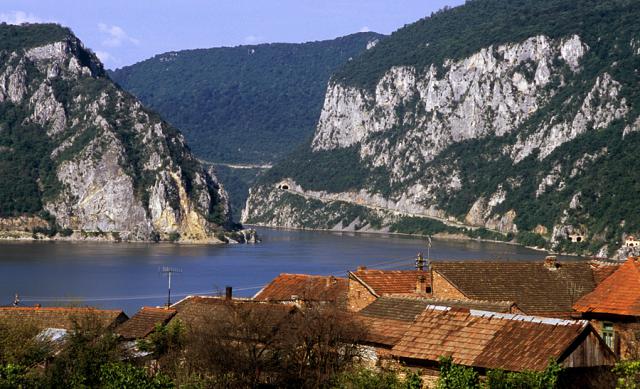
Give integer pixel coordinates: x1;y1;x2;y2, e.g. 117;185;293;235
562;330;617;368
585;316;640;359
431;272;467;300
347;279;377;312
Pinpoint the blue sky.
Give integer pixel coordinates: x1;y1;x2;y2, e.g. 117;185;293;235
0;1;464;69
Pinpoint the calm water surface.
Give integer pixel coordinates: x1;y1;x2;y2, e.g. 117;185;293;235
0;228;579;315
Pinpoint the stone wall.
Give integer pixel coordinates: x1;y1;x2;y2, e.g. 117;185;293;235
347;277;377;312
431;272;468;300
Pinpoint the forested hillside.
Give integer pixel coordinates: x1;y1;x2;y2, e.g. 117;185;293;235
0;23;248;243
245;0;640;257
109;32;383;164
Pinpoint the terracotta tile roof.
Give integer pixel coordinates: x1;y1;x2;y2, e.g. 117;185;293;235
357;316;412;347
591;262;620;285
253;274;348;305
350;270;430;296
359;296;516;322
432;261;598;315
392;307;595;372
116;307;176;340
0;306;127;330
574;258;640;316
359;297;433;322
170;296;297;329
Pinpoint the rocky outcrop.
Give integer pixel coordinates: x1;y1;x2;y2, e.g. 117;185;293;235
0;24;243;243
312;35;587;181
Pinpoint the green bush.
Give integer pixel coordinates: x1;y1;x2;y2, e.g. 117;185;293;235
613;360;640;389
437;356;480;389
332;367;422;389
100;363;174;389
486;360;562;389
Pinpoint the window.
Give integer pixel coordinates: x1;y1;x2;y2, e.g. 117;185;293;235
602;322;615;349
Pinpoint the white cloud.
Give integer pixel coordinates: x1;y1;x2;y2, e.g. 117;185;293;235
243;35;264;45
0;10;50;25
94;50;115;64
98;23;139;47
359;26;371;33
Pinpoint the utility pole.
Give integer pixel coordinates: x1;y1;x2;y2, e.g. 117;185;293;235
160;266;182;307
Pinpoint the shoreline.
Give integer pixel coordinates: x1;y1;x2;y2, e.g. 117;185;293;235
243;223;586;259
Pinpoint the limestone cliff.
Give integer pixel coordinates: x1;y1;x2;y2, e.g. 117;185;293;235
245;0;640;256
0;24;247;243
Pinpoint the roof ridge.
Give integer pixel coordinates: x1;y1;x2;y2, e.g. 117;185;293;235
276;273;346;279
423;304;586;326
0;306;123;313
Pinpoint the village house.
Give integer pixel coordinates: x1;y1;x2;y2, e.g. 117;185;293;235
168;294;299;331
347;268;432;311
354;296;519;364
116;306;177;341
574;257;640;359
348;257;618;318
253;273;348;308
625;236;640;248
391;306;617;388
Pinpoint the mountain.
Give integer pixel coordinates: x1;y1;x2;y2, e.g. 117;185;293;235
108;32;384;164
0;23;251;243
243;0;640;257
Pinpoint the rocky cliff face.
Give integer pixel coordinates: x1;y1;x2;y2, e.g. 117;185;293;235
245;0;640;256
0;24;243;243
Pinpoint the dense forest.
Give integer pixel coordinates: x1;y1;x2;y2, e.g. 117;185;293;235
109;32;383;164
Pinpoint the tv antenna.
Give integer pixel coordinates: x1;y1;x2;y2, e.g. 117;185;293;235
160;266;182;307
416;235;433;271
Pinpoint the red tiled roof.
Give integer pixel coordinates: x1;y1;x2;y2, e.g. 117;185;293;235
357;315;412;347
171;296;297;329
591;263;620;285
254;274;348;305
350;270;429;296
392;307;598;372
116;307;176;340
0;306;127;330
574;258;640;316
359;296;516;322
432;261;597;315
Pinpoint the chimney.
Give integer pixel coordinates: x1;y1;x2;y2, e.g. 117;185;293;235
34;304;41;308
326;275;336;287
357;266;367;272
544;256;558;270
225;286;233;300
416;275;428;294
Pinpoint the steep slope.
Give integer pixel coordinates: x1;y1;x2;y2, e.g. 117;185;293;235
0;23;249;243
108;32;384;164
244;0;640;256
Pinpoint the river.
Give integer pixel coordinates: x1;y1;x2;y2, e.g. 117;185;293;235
0;228;577;315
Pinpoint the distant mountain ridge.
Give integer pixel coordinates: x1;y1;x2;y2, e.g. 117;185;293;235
0;23;250;243
109;32;384;164
244;0;640;258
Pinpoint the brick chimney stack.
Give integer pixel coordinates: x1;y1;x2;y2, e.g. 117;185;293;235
225;286;233;300
544;256;558;270
416;274;428;294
